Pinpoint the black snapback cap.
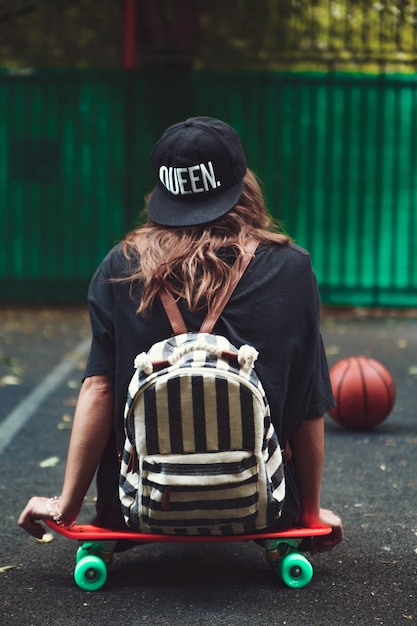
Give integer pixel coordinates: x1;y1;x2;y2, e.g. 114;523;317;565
147;116;247;227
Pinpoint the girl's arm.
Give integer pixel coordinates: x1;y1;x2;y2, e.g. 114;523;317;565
290;416;343;553
18;375;114;539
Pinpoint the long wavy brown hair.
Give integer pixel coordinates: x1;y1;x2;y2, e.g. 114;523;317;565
121;169;290;315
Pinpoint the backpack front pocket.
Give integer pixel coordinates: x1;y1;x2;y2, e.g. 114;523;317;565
139;451;261;534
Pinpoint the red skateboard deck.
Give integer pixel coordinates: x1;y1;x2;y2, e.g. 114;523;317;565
45;519;331;543
44;520;331;591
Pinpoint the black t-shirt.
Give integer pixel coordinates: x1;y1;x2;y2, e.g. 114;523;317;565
85;240;335;450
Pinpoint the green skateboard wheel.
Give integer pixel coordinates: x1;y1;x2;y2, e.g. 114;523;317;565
74;555;107;591
277;552;313;588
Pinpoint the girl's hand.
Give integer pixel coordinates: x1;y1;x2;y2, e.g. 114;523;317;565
309;508;343;554
18;497;52;539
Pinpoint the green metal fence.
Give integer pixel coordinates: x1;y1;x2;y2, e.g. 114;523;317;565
1;70;416;306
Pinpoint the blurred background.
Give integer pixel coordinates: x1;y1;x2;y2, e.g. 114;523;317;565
0;0;416;307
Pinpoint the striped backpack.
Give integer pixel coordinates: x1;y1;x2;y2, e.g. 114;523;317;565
119;242;285;536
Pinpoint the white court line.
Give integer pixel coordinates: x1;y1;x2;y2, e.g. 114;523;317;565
0;337;90;455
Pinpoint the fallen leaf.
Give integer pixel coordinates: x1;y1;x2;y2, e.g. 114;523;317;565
326;346;341;356
0;565;20;573
36;533;54;544
0;375;22;386
39;456;60;468
408;366;417;377
57;414;73;430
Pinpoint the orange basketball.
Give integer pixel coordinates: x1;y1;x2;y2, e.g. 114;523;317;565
328;356;396;430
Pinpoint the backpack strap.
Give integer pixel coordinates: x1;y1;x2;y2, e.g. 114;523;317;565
158;289;189;335
199;238;258;334
159;239;259;336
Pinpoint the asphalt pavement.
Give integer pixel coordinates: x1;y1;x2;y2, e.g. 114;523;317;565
0;305;416;626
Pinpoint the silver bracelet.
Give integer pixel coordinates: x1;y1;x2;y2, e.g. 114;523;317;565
46;496;76;528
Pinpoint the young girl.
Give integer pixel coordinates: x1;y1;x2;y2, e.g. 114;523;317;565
19;116;342;554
